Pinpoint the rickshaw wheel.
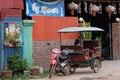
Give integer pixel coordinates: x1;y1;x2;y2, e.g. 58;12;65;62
93;59;100;73
69;66;76;73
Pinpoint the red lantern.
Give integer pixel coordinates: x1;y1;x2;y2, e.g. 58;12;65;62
70;10;74;16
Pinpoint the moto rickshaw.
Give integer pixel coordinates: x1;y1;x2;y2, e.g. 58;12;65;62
58;27;104;73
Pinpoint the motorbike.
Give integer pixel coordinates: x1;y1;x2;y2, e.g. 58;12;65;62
47;42;70;78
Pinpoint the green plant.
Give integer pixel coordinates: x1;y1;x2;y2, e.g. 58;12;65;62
95;36;101;41
8;53;28;72
4;61;9;71
29;66;39;75
39;70;49;78
83;22;91;27
2;60;12;71
29;66;39;70
82;22;92;41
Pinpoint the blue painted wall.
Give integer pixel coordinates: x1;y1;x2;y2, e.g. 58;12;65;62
0;17;24;70
0;22;4;70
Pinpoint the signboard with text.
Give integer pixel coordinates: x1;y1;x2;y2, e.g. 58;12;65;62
26;0;65;17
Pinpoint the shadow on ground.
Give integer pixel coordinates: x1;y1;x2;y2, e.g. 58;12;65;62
80;76;109;80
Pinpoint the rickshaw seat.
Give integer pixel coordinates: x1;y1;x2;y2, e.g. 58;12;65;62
69;52;87;62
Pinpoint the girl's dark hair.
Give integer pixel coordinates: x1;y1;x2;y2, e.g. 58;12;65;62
74;39;80;46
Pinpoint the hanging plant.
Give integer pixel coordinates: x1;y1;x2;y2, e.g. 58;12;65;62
91;4;100;16
67;2;78;10
4;32;21;47
105;5;116;19
106;5;116;12
4;22;22;47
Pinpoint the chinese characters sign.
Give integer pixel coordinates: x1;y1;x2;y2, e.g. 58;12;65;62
26;0;65;16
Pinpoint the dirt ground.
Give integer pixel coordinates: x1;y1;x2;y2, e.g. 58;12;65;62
36;60;120;80
1;60;119;80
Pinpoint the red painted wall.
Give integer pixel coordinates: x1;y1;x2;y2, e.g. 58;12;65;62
0;0;23;20
0;8;22;20
0;0;24;9
32;16;79;41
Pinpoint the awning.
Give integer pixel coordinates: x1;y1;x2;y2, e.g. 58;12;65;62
73;0;120;3
58;27;104;33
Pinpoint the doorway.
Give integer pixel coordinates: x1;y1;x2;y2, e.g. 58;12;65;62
64;1;118;60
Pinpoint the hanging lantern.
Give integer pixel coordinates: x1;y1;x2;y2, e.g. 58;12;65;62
106;5;116;19
91;4;99;16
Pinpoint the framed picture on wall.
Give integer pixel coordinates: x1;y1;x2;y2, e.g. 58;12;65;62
8;22;16;34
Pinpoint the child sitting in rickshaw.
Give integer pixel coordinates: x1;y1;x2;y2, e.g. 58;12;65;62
92;47;101;57
74;39;91;60
83;48;91;60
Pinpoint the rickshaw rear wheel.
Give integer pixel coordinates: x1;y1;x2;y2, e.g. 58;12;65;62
93;59;100;73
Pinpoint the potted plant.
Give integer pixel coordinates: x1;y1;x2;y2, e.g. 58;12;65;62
30;66;39;75
7;53;28;76
2;62;13;78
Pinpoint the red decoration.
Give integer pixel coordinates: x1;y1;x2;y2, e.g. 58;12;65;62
108;12;112;19
31;69;39;75
70;10;74;16
92;11;96;16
